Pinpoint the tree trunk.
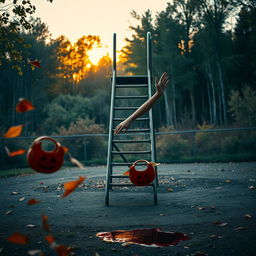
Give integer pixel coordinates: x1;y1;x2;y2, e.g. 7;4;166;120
216;59;227;125
205;61;217;124
190;88;196;123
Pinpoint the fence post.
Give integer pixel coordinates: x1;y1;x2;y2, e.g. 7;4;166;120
83;138;87;163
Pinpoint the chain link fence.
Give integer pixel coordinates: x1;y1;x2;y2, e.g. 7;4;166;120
0;127;255;170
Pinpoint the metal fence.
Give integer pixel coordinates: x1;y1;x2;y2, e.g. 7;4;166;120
0;127;255;170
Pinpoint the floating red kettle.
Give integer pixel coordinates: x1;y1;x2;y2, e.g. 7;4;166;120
129;159;156;186
27;136;64;173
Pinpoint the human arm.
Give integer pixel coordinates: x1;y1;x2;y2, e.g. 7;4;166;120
114;72;169;134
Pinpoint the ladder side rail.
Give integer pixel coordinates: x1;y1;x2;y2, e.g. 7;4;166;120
147;32;157;164
147;32;158;203
105;33;117;205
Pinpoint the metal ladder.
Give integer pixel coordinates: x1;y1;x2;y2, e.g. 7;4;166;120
105;32;158;205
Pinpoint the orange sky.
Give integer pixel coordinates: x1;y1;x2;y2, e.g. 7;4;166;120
33;0;170;51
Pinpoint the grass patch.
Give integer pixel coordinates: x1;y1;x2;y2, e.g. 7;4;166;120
0;168;36;178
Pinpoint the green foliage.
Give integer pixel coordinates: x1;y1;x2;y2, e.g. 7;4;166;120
43;94;93;133
228;86;256;126
57;119;107;161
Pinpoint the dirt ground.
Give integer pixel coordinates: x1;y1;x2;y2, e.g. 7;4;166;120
0;162;256;256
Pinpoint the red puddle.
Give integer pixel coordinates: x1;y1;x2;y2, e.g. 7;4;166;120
96;228;190;247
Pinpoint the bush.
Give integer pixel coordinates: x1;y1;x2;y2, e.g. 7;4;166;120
56;119;107;162
156;126;191;161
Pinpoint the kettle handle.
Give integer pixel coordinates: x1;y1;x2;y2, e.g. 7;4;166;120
32;136;61;153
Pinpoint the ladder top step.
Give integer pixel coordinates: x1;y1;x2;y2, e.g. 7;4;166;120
114;76;148;85
116;85;148;88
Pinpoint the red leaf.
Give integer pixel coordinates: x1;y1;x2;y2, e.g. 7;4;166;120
55;245;73;256
45;234;55;244
62;176;85;197
3;125;24;138
123;170;130;176
5;147;26;157
16;98;35;113
7;232;29;244
27;198;41;205
42;215;50;232
28;59;41;68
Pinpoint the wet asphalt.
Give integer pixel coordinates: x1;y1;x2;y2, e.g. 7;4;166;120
0;162;255;256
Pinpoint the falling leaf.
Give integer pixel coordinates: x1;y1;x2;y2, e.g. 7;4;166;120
215;187;222;190
167;188;173;192
27;198;41;205
7;232;29;244
55;244;73;256
27;59;41;68
42;215;50;232
26;224;36;228
95;253;100;256
234;226;247;232
218;222;228;228
224;179;231;183
5;210;12;215
16;98;35;113
248;185;255;190
11;191;19;195
196;206;206;210
18;196;25;202
245;214;252;219
192;251;208;256
62;146;69;153
123;170;130;176
149;162;160;167
4;147;26;157
45;235;55;245
27;249;44;256
69;155;85;169
62;176;85;197
3;124;24;138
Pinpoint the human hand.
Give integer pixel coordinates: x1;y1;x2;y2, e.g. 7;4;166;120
114;119;132;134
155;72;169;96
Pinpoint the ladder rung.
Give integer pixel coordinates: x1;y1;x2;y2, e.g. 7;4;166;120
110;183;153;187
111;162;145;166
114;118;149;122
115;95;148;99
120;128;150;133
111;175;130;178
115;76;148;85
114;107;138;110
113;139;151;143
112;150;151;154
116;85;148;88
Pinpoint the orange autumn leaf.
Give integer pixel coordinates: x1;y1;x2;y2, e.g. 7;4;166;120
123;170;130;176
42;215;50;232
62;146;69;153
4;147;26;157
27;198;41;205
16;98;35;113
7;232;29;244
150;162;160;167
55;245;73;256
45;234;55;244
3;125;24;138
62;176;85;198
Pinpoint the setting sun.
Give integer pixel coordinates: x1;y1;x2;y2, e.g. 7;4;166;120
88;45;110;65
